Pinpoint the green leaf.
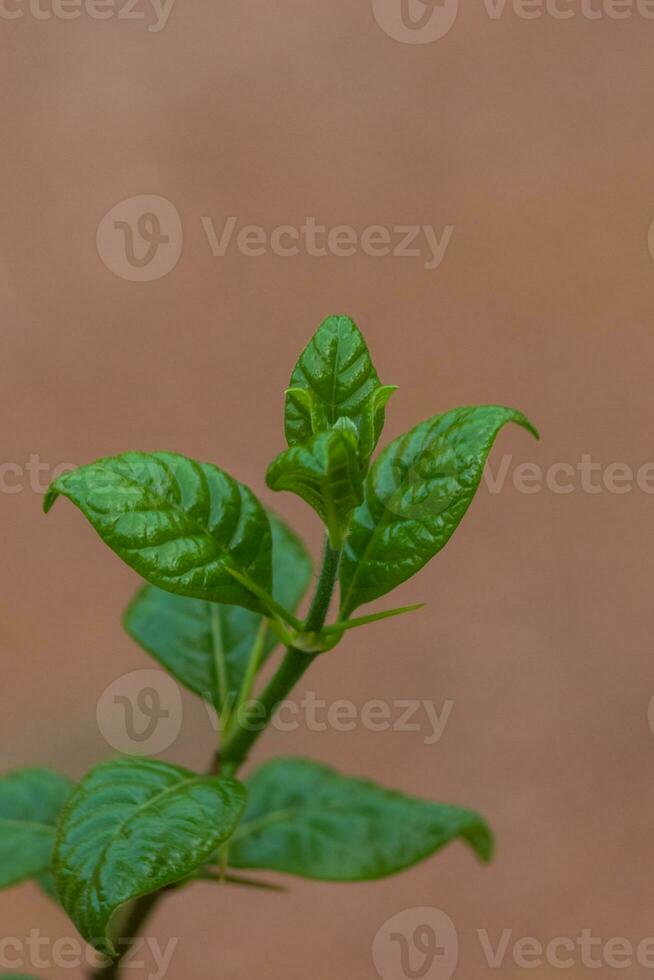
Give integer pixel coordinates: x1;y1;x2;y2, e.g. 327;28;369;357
0;769;73;891
284;315;394;469
44;451;272;614
339;406;539;616
124;513;313;708
229;758;492;881
36;871;58;901
53;758;246;955
322;602;425;635
356;384;397;468
267;429;363;549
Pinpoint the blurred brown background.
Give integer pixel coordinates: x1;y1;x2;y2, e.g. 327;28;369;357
2;0;654;977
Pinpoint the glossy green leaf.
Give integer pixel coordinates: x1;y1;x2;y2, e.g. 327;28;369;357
0;769;73;890
53;758;246;954
44;452;272;614
267;429;363;548
284;315;394;469
124;513;313;707
339;406;538;616
356;384;397;468
229;758;492;881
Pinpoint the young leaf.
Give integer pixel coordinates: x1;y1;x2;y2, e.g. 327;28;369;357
229;758;492;881
44;452;272;614
339;406;538;616
0;769;73;890
266;429;363;549
321;602;425;635
53;758;246;955
284;315;394;469
124;513;313;708
357;384;398;468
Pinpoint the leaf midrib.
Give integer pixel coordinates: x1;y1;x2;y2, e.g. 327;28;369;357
82;773;215;911
340;436;411;614
340;416;467;613
233;796;466;863
107;463;243;570
329;319;344;424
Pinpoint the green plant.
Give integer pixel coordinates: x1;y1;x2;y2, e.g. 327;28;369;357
1;315;537;978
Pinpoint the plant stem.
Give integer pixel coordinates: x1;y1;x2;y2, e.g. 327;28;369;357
90;890;160;979
220;539;341;771
94;538;341;979
303;539;342;633
196;871;287;892
224;618;268;741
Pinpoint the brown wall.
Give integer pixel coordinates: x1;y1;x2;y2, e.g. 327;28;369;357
2;1;654;977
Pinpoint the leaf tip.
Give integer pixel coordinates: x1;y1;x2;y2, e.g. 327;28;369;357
468;818;495;864
515;412;540;441
43;483;60;514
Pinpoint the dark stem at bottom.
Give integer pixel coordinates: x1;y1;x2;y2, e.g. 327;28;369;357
90;890;161;979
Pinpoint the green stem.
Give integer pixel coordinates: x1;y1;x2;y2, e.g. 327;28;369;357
220;539;340;771
224;618;268;741
210;604;229;724
304;540;342;633
95;539;341;979
90;890;160;979
196;871;287;892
